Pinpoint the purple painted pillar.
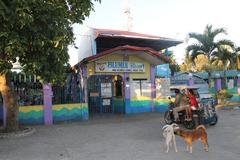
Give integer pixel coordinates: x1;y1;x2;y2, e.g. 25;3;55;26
82;65;88;103
123;54;130;114
215;79;222;92
187;73;194;86
237;76;240;95
150;65;156;112
43;83;53;125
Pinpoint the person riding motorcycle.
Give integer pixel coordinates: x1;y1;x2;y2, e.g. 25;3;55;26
173;89;190;122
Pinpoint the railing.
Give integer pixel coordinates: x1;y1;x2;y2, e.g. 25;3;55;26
0;72;80;106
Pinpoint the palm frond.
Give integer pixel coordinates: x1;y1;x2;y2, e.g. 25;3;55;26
216;39;234;48
188;33;205;45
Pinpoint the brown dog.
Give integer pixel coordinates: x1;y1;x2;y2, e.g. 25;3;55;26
174;125;209;153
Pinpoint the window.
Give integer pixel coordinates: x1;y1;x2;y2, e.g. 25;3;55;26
132;78;151;97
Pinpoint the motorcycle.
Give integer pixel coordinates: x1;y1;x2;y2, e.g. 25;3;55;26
164;101;200;129
198;100;218;126
164;85;218;129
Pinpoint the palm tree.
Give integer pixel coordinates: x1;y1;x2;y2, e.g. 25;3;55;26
211;46;236;88
180;52;195;72
186;24;234;86
234;47;240;70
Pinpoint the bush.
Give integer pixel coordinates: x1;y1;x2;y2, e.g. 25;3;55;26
215;89;233;103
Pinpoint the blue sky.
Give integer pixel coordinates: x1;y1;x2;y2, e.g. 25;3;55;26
69;0;240;66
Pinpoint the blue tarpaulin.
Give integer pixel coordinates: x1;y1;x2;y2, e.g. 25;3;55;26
156;64;171;78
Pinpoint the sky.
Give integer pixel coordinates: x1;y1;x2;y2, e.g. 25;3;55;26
68;0;240;66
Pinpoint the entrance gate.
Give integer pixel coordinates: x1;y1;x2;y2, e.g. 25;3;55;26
88;75;114;114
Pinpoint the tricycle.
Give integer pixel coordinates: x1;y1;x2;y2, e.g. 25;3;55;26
164;85;218;129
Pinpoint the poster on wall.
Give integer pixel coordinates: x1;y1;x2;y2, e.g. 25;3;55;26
131;81;141;97
101;83;112;97
102;99;111;106
96;61;145;72
155;78;171;98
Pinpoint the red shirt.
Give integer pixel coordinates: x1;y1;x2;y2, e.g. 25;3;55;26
189;95;198;108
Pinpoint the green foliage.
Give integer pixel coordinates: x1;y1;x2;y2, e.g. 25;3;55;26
0;0;100;84
214;89;233;101
168;54;180;76
186;24;234;71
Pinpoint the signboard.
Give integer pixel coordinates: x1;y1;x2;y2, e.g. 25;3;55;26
90;92;99;97
96;61;145;72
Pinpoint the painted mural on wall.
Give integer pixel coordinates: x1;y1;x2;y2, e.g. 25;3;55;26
18;103;88;125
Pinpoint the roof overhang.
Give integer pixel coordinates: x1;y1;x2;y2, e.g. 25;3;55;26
79;45;170;66
93;28;183;52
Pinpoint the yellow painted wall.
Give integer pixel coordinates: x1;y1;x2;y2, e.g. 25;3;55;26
128;56;150;80
86;51;151;80
87;53;124;78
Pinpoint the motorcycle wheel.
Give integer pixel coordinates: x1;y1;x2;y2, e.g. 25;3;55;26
183;119;196;129
210;114;218;125
164;111;173;124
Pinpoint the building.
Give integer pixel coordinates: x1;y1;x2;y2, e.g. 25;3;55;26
75;28;182;115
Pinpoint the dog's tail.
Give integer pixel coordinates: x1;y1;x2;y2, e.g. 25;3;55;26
196;125;207;137
162;123;179;131
196;125;209;148
196;125;206;131
162;125;170;131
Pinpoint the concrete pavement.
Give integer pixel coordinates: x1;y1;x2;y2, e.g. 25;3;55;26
0;109;240;160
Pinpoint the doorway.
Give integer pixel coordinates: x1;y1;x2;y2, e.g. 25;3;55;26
87;75;124;114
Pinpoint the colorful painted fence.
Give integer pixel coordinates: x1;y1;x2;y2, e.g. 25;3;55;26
113;97;125;113
127;96;152;113
154;97;169;112
125;96;170;114
53;103;88;122
19;105;44;124
19;103;88;124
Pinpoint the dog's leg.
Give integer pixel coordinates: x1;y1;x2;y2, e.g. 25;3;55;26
189;145;193;153
202;140;209;152
173;135;178;152
185;142;189;151
201;135;209;152
166;141;170;153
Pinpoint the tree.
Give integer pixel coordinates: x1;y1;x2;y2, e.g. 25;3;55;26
180;52;195;72
233;47;240;70
186;24;234;86
169;55;180;76
211;46;236;88
0;0;100;132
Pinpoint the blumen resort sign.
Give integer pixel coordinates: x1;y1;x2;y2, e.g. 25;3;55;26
95;61;145;72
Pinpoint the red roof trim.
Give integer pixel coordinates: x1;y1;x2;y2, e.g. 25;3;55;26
80;45;170;65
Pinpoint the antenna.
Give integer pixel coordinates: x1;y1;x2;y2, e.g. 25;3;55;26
123;0;133;31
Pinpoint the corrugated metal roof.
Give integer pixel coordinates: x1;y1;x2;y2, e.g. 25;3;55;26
93;28;180;41
175;70;240;79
